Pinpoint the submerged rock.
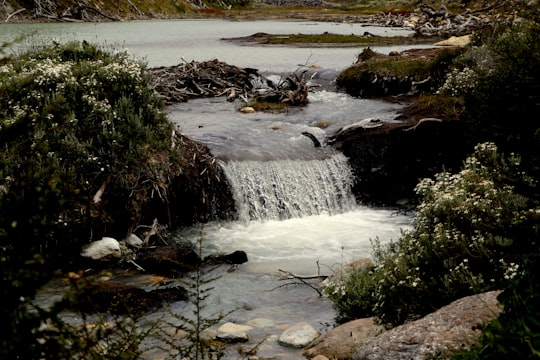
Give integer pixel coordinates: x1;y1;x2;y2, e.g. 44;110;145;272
216;322;253;342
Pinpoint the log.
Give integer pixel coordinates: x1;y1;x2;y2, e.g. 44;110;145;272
5;8;26;22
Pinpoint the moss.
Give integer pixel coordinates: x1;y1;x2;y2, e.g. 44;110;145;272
400;94;465;122
336;47;465;97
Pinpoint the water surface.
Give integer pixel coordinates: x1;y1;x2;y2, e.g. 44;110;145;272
1;19;435;70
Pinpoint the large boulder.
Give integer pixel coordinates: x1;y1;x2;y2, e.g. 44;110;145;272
303;318;383;360
352;290;502;360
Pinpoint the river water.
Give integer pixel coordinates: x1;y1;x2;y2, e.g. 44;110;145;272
3;19;419;358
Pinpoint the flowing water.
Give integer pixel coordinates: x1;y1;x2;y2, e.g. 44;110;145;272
3;19;419;358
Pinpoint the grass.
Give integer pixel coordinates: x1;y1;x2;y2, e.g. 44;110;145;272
225;33;432;47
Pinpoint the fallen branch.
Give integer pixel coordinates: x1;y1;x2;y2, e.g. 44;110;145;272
403;117;443;131
277;269;326;296
5;8;26;22
128;259;146;272
92;177;110;204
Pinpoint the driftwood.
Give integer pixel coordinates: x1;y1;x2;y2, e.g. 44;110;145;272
28;0;119;22
149;59;310;107
403;117;443;131
372;1;511;38
5;8;26;22
277;269;326;296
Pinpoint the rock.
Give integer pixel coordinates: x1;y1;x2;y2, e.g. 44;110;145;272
304;318;383;360
204;250;248;265
81;237;121;260
216;322;253;342
278;321;320;348
353;290;502;360
240;106;255;113
312;355;330;360
125;233;144;248
434;34;471;47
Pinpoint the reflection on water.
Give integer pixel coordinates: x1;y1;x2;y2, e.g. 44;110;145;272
166;90;405;160
0;19;435;70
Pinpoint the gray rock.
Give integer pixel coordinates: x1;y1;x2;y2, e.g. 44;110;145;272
353;291;502;360
303;318;383;360
278;321;320;348
216;322;253;343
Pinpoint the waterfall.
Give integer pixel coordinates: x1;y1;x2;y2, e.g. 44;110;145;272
221;153;357;222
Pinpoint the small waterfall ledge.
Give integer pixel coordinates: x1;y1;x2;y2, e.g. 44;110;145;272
221;153;357;222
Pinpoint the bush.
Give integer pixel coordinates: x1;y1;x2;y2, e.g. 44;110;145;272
450;255;540;359
461;20;540;171
0;40;182;358
326;143;539;327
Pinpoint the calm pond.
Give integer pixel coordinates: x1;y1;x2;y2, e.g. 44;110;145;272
3;19;420;359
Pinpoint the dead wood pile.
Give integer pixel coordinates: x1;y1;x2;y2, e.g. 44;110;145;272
149;59;310;106
371;1;510;38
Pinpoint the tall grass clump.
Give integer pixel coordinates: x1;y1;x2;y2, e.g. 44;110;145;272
324;142;539;327
0;40;182;358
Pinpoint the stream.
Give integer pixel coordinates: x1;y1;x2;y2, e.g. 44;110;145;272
3;19;420;358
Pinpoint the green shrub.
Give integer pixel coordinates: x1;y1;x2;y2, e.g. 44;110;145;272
0;40;181;358
326;143;539;327
450;255;540;359
461;20;540;170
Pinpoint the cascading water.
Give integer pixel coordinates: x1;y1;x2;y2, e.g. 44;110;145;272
222;153;357;222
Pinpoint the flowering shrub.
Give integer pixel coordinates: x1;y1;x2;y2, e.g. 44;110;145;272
437;67;478;97
0;41;181;358
0;41;174;246
327;142;538;326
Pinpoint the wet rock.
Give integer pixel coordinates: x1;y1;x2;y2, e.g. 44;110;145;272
279;321;320;348
353;291;502;360
81;237;122;260
217;322;253;342
240;106;256;113
125;233;144;248
204;250;248;265
304;318;383;360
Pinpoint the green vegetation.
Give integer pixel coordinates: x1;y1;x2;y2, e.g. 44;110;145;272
325;13;540;358
323;142;538;325
230;33;430;46
0;40;194;358
336;46;466;97
2;1;540;357
153;235;229;359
